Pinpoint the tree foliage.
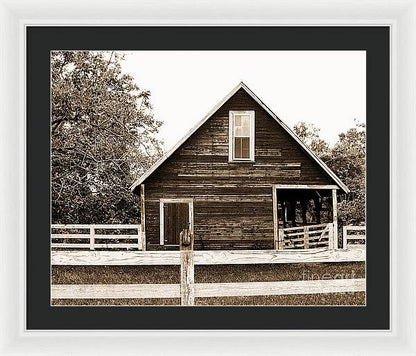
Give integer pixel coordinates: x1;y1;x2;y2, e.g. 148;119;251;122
293;122;330;158
51;51;163;224
294;120;366;225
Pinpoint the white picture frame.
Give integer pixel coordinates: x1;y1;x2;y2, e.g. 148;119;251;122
0;0;412;354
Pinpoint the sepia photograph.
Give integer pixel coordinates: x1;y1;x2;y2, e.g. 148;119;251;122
50;50;366;306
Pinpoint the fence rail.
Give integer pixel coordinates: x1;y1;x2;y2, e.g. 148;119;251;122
51;278;366;300
51;248;366;266
279;223;334;250
343;226;366;249
51;224;144;251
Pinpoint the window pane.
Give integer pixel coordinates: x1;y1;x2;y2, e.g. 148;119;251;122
234;115;242;127
235;137;242;158
241;137;250;158
234;137;250;159
234;114;250;136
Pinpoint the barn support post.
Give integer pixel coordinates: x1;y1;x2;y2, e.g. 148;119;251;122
180;229;195;306
288;200;297;227
332;189;338;249
301;200;307;225
140;184;146;251
272;185;279;249
313;196;322;224
282;201;288;228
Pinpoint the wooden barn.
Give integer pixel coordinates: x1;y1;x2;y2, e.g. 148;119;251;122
131;82;349;251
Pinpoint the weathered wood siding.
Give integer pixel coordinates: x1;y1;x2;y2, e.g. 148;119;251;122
144;89;333;250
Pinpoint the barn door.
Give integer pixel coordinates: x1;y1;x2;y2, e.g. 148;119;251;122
163;203;190;245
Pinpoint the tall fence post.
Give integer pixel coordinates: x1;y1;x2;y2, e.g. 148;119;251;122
180;229;194;306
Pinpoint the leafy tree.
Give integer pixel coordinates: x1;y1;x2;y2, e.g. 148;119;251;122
293;122;330;158
51;51;163;224
293;120;366;225
329;121;366;225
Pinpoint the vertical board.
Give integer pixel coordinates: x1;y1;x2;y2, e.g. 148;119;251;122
332;189;338;249
272;185;278;249
140;184;146;250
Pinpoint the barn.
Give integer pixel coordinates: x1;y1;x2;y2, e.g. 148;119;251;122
131;82;349;251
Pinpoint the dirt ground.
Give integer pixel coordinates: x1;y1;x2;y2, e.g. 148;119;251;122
52;262;365;306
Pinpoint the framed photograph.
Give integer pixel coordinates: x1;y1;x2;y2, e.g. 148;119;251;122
27;25;387;329
1;0;414;355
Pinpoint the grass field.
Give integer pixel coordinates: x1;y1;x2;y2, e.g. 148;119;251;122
52;262;365;306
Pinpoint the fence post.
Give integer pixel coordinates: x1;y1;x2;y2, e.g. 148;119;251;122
138;225;146;251
328;223;334;249
89;226;95;251
343;226;347;249
304;226;309;249
180;229;194;306
278;229;284;250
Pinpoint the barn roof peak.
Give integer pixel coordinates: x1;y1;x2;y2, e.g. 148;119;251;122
131;82;349;193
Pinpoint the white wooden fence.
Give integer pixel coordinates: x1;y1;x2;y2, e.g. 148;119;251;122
51;223;365;252
343;225;366;249
51;227;366;305
51;224;144;251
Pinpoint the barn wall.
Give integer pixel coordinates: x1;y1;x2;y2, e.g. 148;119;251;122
144;89;333;250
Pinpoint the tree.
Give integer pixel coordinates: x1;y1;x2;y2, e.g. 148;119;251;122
293;120;366;225
51;51;163;224
329;121;366;225
293;122;330;158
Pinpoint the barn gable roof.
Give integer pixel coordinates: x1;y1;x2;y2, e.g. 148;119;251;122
131;82;349;193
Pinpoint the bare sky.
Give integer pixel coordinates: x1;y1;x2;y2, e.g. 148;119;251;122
121;51;365;151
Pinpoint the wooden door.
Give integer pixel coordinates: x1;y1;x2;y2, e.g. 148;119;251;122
163;203;189;245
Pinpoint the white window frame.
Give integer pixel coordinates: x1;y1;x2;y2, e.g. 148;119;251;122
228;110;255;162
159;198;194;245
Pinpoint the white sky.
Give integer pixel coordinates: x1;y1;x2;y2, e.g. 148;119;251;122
121;51;365;151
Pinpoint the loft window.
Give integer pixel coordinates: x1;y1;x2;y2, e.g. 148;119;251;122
229;110;255;161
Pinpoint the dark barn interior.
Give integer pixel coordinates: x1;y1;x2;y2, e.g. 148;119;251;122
276;189;334;229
